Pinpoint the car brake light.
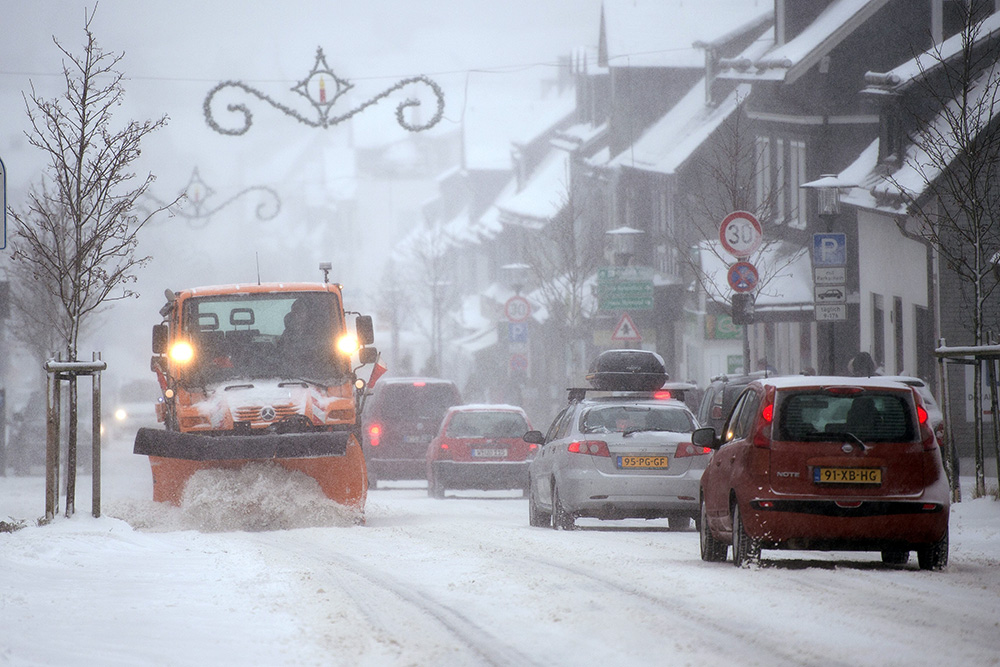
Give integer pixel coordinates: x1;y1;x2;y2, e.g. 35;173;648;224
753;399;773;448
674;441;711;458
917;405;928;424
567;440;611;457
413;381;426;387
368;423;382;447
824;386;865;396
652;390;672;400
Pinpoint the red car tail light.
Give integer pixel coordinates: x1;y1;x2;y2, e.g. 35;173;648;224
652;390;672;400
568;440;611;457
753;399;773;448
917;405;928;424
436;441;452;460
367;423;382;447
674;441;711;458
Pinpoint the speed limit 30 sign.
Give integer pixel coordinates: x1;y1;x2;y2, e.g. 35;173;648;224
719;210;762;258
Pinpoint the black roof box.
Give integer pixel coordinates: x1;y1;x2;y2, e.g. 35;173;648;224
585;349;668;392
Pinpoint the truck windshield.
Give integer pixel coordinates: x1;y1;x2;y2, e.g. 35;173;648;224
180;291;347;384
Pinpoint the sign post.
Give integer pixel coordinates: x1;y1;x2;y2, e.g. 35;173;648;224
812;233;846;321
720;211;762;372
719;210;762;258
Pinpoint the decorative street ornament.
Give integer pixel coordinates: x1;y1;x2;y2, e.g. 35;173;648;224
204;47;445;136
144;167;281;229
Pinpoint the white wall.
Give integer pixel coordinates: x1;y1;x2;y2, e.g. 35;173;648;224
856;210;928;375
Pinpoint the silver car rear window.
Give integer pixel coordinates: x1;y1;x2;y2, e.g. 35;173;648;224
582;405;694;434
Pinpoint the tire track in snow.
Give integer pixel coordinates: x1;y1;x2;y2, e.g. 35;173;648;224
244;533;540;667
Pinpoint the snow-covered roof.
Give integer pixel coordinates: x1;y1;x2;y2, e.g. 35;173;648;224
463;70;576;171
601;0;773;69
842;64;1000;213
717;0;890;84
865;11;1000;91
496;150;571;228
699;240;814;311
609;82;751;175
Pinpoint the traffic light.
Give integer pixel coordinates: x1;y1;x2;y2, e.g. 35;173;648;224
731;292;754;325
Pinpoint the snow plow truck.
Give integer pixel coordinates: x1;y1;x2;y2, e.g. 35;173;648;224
133;278;378;513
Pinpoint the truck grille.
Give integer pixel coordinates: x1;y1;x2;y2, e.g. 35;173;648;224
234;403;300;423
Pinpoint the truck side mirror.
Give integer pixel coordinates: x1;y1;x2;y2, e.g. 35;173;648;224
152;324;169;354
356;315;375;345
359;346;378;365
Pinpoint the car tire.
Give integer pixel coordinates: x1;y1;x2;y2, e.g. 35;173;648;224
731;503;760;567
700;499;728;562
917;528;949;570
528;479;550;527
552;483;576;531
881;550;909;565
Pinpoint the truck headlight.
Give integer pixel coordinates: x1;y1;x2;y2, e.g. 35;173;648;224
336;333;360;355
169;341;195;363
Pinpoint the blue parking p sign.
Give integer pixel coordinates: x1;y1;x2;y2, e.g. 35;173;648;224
813;233;846;267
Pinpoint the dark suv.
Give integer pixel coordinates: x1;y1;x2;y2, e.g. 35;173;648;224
696;373;766;434
361;377;462;487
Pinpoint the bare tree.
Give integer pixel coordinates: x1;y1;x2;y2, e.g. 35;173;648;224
398;221;458;376
518;181;608;384
9;9;174;363
884;0;1000;496
677;94;790;368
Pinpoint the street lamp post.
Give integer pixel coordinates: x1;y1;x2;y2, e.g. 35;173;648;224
803;174;851;375
606;226;645;266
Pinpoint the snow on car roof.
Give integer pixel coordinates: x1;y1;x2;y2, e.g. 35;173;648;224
446;403;527;413
757;375;915;391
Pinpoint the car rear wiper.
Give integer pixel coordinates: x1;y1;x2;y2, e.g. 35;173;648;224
839;431;869;451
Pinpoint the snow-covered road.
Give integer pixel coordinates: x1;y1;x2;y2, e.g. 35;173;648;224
2;442;999;666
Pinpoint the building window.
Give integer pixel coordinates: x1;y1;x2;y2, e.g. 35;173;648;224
894;296;904;375
872;293;885;369
775;138;785;224
755;136;771;219
789;140;807;229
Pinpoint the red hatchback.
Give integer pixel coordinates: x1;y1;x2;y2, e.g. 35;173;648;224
694;376;950;569
426;404;536;498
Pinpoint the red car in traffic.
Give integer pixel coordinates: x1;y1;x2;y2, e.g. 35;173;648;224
694;376;950;569
426;404;535;497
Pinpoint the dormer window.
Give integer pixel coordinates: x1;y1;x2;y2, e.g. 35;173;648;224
881;107;902;165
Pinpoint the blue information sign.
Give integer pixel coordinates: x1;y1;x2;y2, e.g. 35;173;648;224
812;233;846;267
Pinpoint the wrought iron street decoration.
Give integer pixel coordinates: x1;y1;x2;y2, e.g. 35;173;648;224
143;167;281;229
204;47;445;136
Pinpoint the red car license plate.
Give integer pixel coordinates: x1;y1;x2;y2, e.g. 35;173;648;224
813;467;882;484
472;448;506;458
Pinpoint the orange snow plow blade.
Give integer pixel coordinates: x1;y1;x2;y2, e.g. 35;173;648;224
135;428;368;509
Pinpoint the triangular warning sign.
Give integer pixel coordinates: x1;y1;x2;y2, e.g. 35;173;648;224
611;312;642;341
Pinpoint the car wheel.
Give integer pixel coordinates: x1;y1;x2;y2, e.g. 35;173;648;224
917;528;949;570
552;483;576;531
731;503;760;567
667;516;691;532
528;479;550;527
700;499;728;562
881;550;909;565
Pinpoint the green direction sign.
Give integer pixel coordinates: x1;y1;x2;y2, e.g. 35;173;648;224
598;266;654;311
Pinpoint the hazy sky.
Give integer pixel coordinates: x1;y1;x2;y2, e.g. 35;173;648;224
0;1;603;384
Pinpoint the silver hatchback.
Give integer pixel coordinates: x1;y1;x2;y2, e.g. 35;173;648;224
524;396;709;530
